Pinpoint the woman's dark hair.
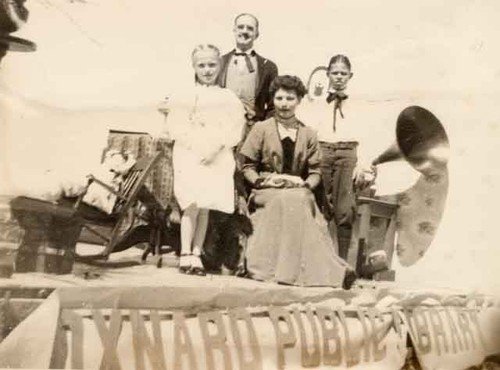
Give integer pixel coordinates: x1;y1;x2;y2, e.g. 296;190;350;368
269;75;307;99
327;54;352;71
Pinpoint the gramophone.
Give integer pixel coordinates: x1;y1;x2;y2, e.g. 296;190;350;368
306;64;450;270
373;105;450;267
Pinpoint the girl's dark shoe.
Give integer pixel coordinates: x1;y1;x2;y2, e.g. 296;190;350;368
179;254;192;274
188;266;206;276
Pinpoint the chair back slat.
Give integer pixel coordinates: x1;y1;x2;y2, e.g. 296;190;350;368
132;156;157;171
102;153;161;256
119;156;157;196
121;171;140;198
108;155;158;215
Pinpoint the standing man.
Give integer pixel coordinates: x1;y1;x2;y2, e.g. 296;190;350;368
202;14;278;275
218;13;278;138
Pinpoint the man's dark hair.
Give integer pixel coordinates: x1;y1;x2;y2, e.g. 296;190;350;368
269;75;308;99
327;54;352;71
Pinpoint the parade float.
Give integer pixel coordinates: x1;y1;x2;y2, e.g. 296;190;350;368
1;1;499;368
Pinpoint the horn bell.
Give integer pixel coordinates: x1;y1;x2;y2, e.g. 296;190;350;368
373;105;450;173
396;105;450;176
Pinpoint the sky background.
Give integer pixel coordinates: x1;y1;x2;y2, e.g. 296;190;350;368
1;0;500;293
1;0;499;107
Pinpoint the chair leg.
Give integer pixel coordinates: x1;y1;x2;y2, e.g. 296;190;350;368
154;228;162;268
140;224;158;264
155;254;162;268
235;235;248;277
141;247;150;264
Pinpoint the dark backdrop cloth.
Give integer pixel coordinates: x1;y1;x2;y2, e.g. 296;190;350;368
202;211;251;272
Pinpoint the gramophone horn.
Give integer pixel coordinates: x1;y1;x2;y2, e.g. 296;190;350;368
372;142;402;166
376;106;450;267
373;106;450;172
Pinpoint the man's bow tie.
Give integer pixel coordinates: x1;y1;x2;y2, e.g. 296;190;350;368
233;50;256;73
326;91;348;132
234;50;256;57
326;91;348;104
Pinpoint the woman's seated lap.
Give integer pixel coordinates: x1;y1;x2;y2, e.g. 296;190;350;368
251;187;315;211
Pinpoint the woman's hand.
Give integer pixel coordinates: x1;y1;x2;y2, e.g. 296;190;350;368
260;174;304;188
303;182;313;192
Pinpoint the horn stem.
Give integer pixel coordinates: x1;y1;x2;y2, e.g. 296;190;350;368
372;142;401;166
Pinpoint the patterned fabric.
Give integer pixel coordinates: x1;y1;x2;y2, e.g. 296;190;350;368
106;131;175;210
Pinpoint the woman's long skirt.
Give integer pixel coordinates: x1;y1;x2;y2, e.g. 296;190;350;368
246;187;349;287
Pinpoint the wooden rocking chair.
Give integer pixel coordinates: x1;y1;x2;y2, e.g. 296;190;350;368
73;152;167;265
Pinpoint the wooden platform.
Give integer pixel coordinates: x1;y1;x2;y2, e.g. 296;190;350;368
1;243;493;370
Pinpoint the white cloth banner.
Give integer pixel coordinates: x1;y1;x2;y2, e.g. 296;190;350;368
1;287;499;369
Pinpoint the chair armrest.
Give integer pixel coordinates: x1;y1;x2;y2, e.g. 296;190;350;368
87;175;127;201
73;174;127;211
73;176;94;210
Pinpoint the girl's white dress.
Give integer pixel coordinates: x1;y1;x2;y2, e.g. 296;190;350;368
166;84;245;214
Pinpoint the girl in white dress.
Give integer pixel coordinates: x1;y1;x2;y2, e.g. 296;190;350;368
166;45;246;275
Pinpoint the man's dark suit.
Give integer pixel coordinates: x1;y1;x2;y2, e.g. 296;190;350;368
217;50;278;122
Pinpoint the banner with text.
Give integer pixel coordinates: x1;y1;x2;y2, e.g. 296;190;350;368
0;286;499;369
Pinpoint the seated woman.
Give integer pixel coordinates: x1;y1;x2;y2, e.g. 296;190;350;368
165;44;246;275
239;75;356;288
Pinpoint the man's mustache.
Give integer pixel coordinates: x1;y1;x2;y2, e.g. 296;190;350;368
238;33;250;39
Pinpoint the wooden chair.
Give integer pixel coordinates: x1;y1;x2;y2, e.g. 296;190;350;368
74;153;164;263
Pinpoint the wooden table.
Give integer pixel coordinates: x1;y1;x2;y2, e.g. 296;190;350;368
347;196;399;280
